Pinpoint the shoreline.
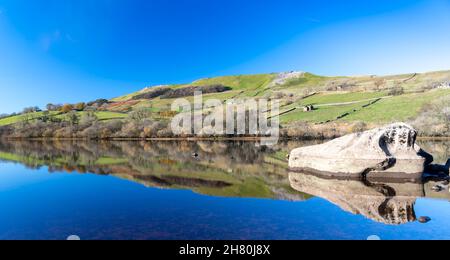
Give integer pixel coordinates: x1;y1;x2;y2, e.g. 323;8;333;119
1;136;450;142
416;136;450;141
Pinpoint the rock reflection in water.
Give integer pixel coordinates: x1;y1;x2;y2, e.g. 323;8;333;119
289;171;450;225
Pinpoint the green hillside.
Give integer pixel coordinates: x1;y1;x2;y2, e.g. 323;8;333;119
1;70;450;138
111;70;450;127
0;111;127;127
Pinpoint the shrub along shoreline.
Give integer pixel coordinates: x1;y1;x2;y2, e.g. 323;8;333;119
0;118;448;142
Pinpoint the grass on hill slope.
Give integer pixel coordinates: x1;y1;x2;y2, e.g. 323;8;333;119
280;103;365;124
280;89;450;125
343;89;450;123
301;91;387;105
0;115;27;126
192;74;276;91
112;74;276;103
0;111;51;126
78;111;127;121
275;73;331;90
0;111;127;126
112;70;450;129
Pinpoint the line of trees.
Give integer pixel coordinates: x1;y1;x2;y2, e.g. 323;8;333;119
17;99;111;117
0;106;172;139
1;116;172;139
46;102;87;113
22;106;42;114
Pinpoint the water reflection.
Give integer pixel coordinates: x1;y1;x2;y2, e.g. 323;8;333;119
0;140;314;200
0;139;448;227
286;140;450;225
289;168;450;225
289;172;421;224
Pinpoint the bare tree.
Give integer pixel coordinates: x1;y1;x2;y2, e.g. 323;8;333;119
66;111;80;126
374;78;386;91
129;107;152;122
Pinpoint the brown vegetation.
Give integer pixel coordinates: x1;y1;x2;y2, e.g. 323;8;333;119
160;85;232;99
132;87;172;100
412;95;450;137
61;104;74;113
388;86;405;96
280;121;371;140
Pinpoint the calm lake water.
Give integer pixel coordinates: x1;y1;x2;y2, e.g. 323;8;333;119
0;140;449;240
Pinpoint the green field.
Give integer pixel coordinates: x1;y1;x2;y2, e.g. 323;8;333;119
343;89;450;123
280;103;367;124
301;91;387;105
0;115;25;126
279;89;450;124
0;112;48;126
192;74;276;91
79;111;127;121
0;111;127;126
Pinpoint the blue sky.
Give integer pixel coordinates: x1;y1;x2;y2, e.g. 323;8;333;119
0;0;449;113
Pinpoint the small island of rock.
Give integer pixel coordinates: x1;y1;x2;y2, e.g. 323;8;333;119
289;123;433;180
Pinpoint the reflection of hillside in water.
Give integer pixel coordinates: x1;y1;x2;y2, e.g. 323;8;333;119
1;140;448;222
0;140;313;201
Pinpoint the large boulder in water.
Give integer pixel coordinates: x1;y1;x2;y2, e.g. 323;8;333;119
289;123;433;180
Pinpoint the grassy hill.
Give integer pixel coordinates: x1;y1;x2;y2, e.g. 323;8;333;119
109;70;450;134
1;70;450;138
0;111;127;127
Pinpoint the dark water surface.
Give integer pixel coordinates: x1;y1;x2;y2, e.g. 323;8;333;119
0;140;449;240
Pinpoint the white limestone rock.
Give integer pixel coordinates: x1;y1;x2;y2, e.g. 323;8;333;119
289;123;432;179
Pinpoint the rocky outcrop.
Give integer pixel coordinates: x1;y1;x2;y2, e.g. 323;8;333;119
289;123;433;180
289;172;421;225
268;71;305;87
436;81;450;89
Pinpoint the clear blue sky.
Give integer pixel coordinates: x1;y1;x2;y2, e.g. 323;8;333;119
0;0;449;113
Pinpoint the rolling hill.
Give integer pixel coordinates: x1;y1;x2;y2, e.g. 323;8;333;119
110;71;450;121
109;70;450;136
1;70;450;138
